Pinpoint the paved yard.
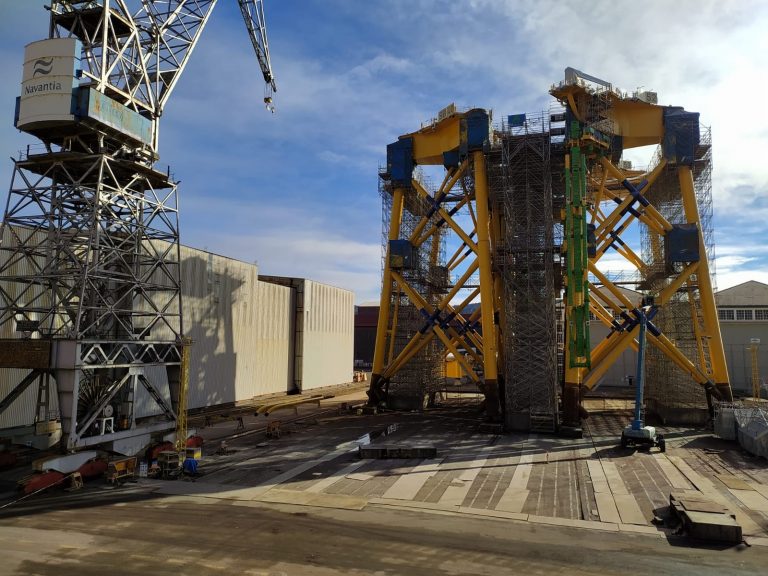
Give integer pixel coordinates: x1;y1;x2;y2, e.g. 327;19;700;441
1;391;768;574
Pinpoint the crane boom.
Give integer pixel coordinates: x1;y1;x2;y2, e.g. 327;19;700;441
237;0;277;96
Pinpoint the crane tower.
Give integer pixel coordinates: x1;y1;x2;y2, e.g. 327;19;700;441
0;0;276;452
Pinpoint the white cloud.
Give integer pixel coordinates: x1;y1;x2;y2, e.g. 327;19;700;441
595;251;641;273
180;193;382;302
2;0;767;304
716;269;768;292
317;150;348;164
194;231;381;302
714;242;768;290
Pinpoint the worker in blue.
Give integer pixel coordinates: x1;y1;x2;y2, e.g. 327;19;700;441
182;456;199;476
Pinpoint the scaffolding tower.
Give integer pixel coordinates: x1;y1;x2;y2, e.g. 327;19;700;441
491;113;558;431
551;67;731;429
378;170;446;408
641;125;719;422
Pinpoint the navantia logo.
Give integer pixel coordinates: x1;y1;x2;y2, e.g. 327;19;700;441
33;57;53;77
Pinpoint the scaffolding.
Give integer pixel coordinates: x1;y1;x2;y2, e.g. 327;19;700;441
641;124;716;422
378;170;445;408
491;113;558;431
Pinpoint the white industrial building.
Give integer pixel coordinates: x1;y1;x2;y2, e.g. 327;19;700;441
0;241;354;433
716;280;768;395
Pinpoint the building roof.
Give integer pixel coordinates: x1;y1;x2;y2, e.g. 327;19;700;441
716;280;768;307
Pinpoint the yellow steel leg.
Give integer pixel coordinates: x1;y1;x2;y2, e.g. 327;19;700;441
369;187;405;404
387;289;400;364
750;343;760;401
678;166;732;400
175;337;192;451
473;151;501;420
584;328;638;390
386;272;480;383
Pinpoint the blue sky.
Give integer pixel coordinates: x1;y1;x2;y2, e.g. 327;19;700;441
1;0;767;303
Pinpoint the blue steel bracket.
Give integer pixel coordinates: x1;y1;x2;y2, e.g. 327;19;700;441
613;195;642;219
587;223;597;258
629;306;662;338
439;311;457;331
443;150;460;170
620;310;638;332
418;308;445;335
610;135;624;161
621;178;650;207
387;137;414;187
458;319;480;336
665;224;700;264
389;239;415;269
609;319;624;333
460;109;490;157
662;108;700;166
432;202;464;232
426;191;448;219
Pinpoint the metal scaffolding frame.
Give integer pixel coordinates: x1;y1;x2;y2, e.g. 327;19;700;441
378;171;446;407
0;1;276;451
491;114;558;431
641;125;718;421
369;108;502;418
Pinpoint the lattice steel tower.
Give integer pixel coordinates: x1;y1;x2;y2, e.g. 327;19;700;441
0;1;275;451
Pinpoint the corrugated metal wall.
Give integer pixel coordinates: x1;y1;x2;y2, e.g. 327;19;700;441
1;233;351;428
0;369;61;429
301;280;354;390
721;322;768;395
252;280;293;396
1;242;296;426
0;225;59;428
181;247;293;409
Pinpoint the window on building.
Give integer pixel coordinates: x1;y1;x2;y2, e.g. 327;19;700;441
755;309;768;321
736;309;753;321
718;309;735;321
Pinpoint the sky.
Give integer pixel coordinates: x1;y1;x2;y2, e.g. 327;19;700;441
0;0;766;304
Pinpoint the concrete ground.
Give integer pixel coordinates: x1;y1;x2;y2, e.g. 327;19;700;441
1;389;768;575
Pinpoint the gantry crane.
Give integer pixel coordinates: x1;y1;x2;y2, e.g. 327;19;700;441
0;0;276;453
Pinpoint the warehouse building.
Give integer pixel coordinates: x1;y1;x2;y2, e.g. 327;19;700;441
0;242;355;436
354;303;379;370
716;280;768;396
